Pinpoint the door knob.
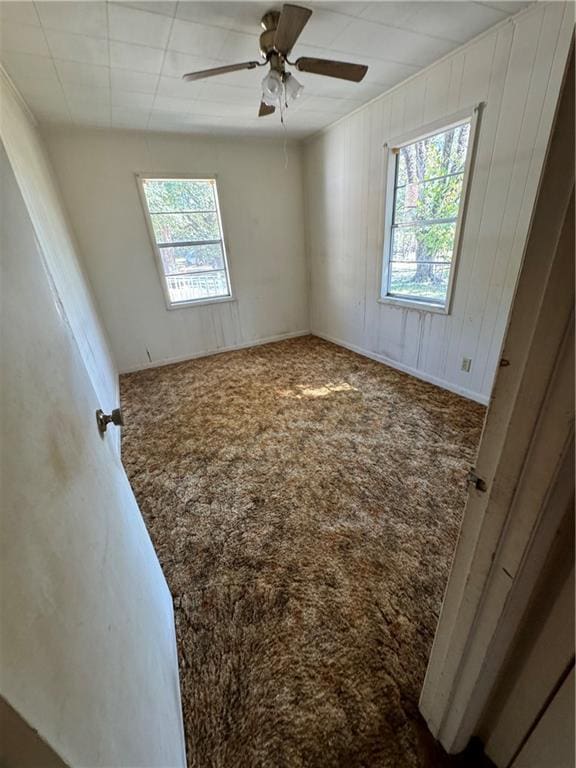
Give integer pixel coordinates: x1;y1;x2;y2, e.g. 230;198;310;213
96;407;124;434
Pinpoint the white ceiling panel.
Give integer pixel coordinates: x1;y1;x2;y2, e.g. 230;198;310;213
167;17;227;58
296;8;354;48
69;101;111;126
63;82;112;104
148;111;225;130
25;90;70;116
0;1;39;26
219;29;263;61
15;75;66;102
45;30;109;66
109;40;165;73
478;1;529;13
152;93;197;113
36;1;108;37
110;67;159;93
108;3;173;47
156;73;198;98
195;81;258;103
174;2;273;33
112;105;152;127
115;1;178;17
54;59;110;87
193;99;257;117
1;50;59;81
111;88;155;108
0;0;531;136
0;21;50;55
359;1;509;43
330;19;454;65
293;93;364;114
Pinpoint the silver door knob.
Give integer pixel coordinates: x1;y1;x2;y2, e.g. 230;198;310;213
96;407;124;434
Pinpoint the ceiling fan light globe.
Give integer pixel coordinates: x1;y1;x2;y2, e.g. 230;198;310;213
261;70;282;105
284;73;304;101
261;91;277;107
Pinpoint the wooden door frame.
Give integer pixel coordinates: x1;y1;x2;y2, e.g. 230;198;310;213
419;41;574;755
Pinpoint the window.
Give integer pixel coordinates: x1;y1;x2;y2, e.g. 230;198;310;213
381;111;478;312
139;176;232;308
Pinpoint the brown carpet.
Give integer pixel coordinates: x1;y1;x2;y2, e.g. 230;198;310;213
120;336;485;768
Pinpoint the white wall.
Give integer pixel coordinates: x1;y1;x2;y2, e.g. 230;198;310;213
0;68;117;413
304;2;573;404
0;141;186;767
43;127;309;373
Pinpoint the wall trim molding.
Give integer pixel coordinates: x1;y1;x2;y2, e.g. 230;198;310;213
0;64;38;128
312;331;490;405
119;330;311;374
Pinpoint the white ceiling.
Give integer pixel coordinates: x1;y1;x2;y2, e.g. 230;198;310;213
0;1;530;138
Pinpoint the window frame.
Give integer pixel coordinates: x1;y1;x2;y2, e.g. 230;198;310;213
136;172;234;310
379;104;483;314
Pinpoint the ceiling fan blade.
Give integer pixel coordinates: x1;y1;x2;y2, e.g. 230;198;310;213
258;101;275;117
182;61;261;82
275;4;312;54
295;57;368;82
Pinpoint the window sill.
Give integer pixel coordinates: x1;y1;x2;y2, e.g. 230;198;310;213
166;295;237;311
378;296;449;314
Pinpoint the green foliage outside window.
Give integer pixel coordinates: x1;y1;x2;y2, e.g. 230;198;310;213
389;122;470;303
141;178;230;304
143;179;216;212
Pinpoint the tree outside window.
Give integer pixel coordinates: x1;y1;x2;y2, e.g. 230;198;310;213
385;121;471;306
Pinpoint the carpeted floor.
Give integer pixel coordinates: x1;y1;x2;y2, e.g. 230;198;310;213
120;336;485;768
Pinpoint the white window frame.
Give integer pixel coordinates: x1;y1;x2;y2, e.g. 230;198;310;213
136;173;234;310
379;104;483;315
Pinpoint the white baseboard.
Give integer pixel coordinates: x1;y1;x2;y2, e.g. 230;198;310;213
119;330;311;374
312;331;490;406
120;328;490;406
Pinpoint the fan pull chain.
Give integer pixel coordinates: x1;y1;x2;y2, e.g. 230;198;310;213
280;80;289;170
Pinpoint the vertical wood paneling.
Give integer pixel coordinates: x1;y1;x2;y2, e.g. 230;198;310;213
365;98;390;354
403;76;427;134
422;59;452;125
449;9;545;390
478;0;573;393
305;3;572;403
442;21;517;387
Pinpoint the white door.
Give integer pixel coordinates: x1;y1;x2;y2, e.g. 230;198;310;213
0;143;186;766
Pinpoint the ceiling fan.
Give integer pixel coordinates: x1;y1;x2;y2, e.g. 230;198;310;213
182;4;369;118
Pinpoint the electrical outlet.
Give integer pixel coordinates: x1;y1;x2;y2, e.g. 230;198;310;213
461;357;472;373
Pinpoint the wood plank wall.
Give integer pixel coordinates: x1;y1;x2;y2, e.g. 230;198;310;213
304;3;573;404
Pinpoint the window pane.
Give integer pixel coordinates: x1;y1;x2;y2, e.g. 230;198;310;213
151;212;220;243
396;122;470;187
386;121;471;306
394;175;464;224
388;261;450;303
142;179;216;213
166;270;229;303
140;177;231;306
159;243;225;275
391;222;457;263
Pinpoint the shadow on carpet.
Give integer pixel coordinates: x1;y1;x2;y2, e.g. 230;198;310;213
120;336;485;768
